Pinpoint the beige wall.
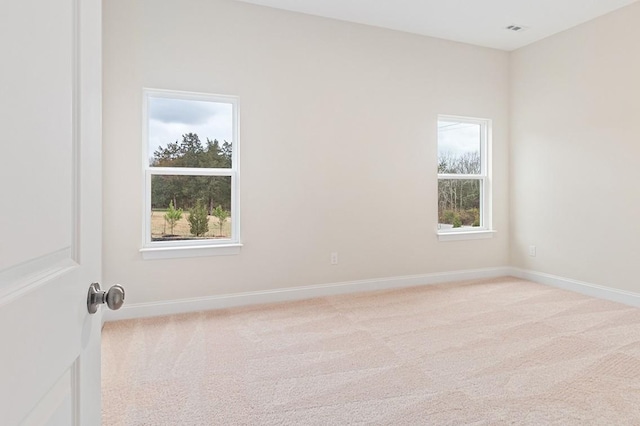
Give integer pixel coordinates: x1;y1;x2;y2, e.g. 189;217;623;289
510;2;640;291
103;0;510;304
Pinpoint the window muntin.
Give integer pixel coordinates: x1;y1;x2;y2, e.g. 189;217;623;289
437;116;490;233
143;89;239;249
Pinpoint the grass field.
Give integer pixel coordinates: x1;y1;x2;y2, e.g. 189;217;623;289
151;210;232;239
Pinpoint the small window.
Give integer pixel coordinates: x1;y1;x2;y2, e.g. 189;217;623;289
437;116;492;236
141;89;240;257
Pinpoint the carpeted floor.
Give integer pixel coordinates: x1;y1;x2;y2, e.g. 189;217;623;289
102;277;640;425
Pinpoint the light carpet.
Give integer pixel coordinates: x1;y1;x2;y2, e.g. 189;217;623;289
102;277;640;425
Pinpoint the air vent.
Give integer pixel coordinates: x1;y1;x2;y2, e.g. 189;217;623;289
505;25;529;32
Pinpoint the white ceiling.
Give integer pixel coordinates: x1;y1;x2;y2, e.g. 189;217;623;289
233;0;639;50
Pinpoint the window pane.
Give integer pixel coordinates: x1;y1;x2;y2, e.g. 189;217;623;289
151;175;232;241
438;179;481;229
437;120;481;175
148;97;233;168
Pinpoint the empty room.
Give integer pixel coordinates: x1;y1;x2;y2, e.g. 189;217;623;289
2;0;640;424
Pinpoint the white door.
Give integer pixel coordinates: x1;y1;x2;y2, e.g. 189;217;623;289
0;0;104;424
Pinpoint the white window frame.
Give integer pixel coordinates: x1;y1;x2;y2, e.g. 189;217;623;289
437;115;495;242
140;88;242;259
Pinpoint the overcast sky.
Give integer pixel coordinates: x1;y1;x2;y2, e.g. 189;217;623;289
148;97;233;158
437;120;480;158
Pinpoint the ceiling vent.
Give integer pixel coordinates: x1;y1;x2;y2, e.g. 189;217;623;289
505;25;529;32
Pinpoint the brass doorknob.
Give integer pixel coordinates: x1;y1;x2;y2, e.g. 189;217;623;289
87;283;125;314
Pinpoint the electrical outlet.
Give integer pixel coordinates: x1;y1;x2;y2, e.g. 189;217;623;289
529;245;536;257
330;252;338;265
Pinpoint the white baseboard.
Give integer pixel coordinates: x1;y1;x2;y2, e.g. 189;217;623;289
103;266;640;323
103;266;511;322
509;267;640;308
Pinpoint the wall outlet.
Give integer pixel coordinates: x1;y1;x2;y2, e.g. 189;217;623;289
330;252;338;265
529;245;536;257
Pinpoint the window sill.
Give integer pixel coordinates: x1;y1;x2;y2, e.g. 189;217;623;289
437;230;496;242
140;243;243;260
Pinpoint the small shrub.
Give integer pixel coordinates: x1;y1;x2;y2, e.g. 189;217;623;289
455;208;480;226
211;205;229;237
188;199;209;237
452;215;462;228
472;210;480;226
164;201;183;235
458;210;473;225
442;210;456;224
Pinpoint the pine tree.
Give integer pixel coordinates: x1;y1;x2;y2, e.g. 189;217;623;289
188;199;209;237
164;200;183;235
211;205;229;237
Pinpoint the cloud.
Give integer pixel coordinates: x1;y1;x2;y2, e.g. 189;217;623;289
438;121;480;157
149;97;222;125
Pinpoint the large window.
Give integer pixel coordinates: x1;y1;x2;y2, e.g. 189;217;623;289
141;89;240;258
437;115;492;239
